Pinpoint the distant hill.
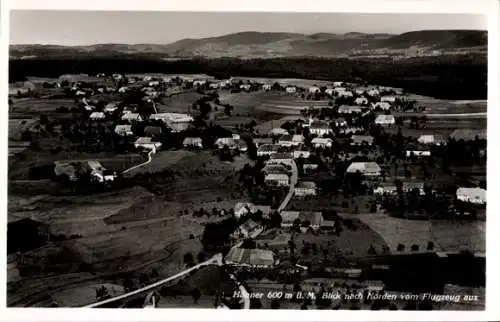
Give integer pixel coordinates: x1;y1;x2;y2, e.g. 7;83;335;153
10;30;487;59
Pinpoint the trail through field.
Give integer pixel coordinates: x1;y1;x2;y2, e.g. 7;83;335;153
122;149;154;175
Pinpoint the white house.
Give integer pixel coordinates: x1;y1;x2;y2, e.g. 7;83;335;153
354;97;369;105
292;134;305;145
280;211;324;230
293;150;311;159
381;95;397;103
209;83;219;89
267;153;294;167
257;144;280;156
285;86;297;94
264;173;290;186
309;121;332;136
231;219;264;239
374;114;396;126
89;111;106;120
263;84;272;91
134;137;162;151
406;149;431;157
346;162;381;177
334;117;348;127
325;88;335;96
338;105;362;114
104;103;118;113
367;89;380;97
193;80;207;86
271;128;289;136
456;187;486;205
311;137;333;148
87;161;116;183
418;134;446;145
309;86;320;94
240;84;251;91
183;137;203;149
225;248;275;268
337;90;354;98
351;135;374;146
294;181;317;196
278;135;296;147
121;113;143;122
333;82;343;87
114;124;134;136
215;137;237;149
118;86;129;93
372;102;391;111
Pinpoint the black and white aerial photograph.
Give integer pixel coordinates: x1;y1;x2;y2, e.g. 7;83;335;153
5;4;492;314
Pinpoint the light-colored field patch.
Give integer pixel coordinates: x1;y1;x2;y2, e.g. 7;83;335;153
339;213;485;253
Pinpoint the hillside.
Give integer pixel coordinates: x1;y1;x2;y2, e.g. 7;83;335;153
10;30;487;59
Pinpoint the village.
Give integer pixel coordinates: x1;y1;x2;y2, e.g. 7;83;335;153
8;72;486;310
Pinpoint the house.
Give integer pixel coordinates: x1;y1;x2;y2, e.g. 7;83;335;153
309;121;332;136
367;88;380;97
456;187;486;205
240;84;252;91
417;134;446;146
121;113;143;122
293;149;311;159
333;81;343;87
263;84;272;91
104;103;118;113
355;88;366;95
325;88;335;96
253;138;273;147
333;87;346;94
372;102;391;110
257;144;280;156
89;111;106;120
209;83;219;89
215;137;237;149
294;181;317;196
225;248;275;268
233;203;272;219
355;97;369;105
87;160;116;183
351;135;374;146
311;137;333;148
232;134;241;140
346;162;381;177
374;114;396;126
280;211;324;229
183;137;203;149
339;126;364;135
193;80;207;86
406;144;431;157
381;95;397;103
449;129;486;141
271;128;289;136
262;164;289;175
374;182;425;196
268;152;294;166
278;135;295;147
264;173;290;186
231;219;264;239
337;90;354;98
115;124;134;136
285;86;297;94
135;137;162;151
338;105;362;114
334;117;348;127
309;86;320;93
238;140;248;152
118;86;129;93
144;126;162;137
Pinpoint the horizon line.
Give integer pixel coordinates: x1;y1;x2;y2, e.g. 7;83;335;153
9;28;487;47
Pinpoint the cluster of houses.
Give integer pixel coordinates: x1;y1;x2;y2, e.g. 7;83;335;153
54;160;117;183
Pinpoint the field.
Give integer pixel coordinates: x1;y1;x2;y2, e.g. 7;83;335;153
158;91;205;114
407;95;487;114
338;213;485;253
10;97;75;115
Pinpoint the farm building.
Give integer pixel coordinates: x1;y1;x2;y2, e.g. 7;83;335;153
225;248;275;268
309;86;321;93
374;182;425;196
134;137;162;151
285;86;297;94
215;137;237;149
374;114;396;126
337;90;354;98
231;219;264;240
264;173;290;187
293;149;311;159
121;113;143;122
240;84;251;91
418;134;446;145
406;144;431;157
339;126;364;135
338;105;362;114
150;113;194;124
88;160;116;183
311;137;333;148
262;164;289;175
354;97;369;105
367;88;380;96
372;102;391;110
309;121;332;136
333;81;343;87
302;163;319;173
346;162;381;177
233;203;271;219
381;95;397;103
182;137;203;149
253;138;273;147
280;211;324;229
193;80;207;86
104;103;118;113
278;135;296;147
269;152;294;163
334;117;348;127
351;135;374;146
294;181;317;196
8;218;49;254
238;140;248;152
325;88;335;96
89;112;105;120
262;84;272;91
271;128;289;136
456;187;486;205
292;134;305;145
114;124;134;136
257;144;280;156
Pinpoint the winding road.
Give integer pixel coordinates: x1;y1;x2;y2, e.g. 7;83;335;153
121;148;155;175
278;160;298;212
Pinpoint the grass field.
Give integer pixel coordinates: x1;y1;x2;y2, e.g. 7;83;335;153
10;98;76;115
158;91;205;114
407;95;487;114
338;213;485;253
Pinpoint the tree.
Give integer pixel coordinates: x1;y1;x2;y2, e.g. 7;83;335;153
191;288;201;304
197;252;206;262
410;244;419;252
368;244;377;255
426;241;435;251
184;252;194;265
397;244;405;252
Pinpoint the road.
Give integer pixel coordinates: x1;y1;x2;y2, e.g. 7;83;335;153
278;160;298;212
85;254;223;308
425;112;486;118
121;149;155;175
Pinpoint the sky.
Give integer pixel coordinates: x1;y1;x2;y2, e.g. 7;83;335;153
10;11;487;45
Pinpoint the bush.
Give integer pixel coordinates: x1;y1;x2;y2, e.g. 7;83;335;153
397;244;405;252
426;241;435;251
410;244;419;252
